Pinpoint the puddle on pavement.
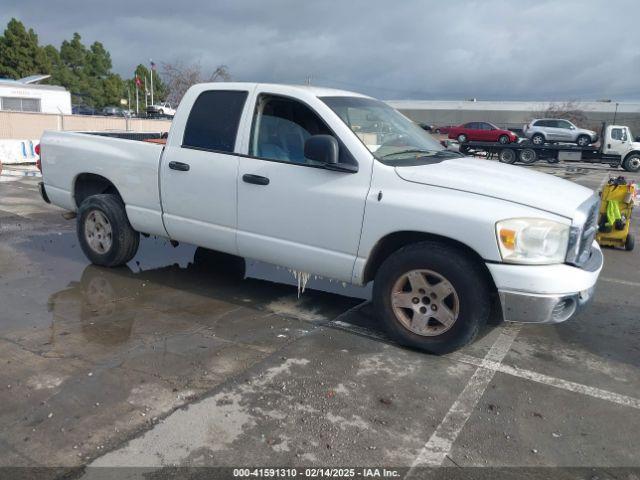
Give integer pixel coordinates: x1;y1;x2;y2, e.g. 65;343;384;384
3;232;368;343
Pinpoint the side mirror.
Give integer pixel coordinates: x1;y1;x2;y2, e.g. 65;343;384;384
304;135;339;164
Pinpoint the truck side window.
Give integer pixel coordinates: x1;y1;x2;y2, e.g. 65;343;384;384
182;90;248;153
249;94;353;166
611;128;627;141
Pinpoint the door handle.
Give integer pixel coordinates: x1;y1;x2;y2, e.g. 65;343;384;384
242;174;270;185
169;161;190;171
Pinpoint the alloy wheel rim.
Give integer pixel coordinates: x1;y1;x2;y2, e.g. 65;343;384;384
630;158;640;169
533;136;543;144
390;269;460;337
84;210;113;254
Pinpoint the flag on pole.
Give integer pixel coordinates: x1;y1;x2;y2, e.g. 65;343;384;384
135;76;142;88
149;60;155;106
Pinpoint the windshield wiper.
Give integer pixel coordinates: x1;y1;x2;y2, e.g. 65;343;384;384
380;149;438;159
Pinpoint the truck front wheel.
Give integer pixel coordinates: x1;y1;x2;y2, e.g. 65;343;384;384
623;154;640;172
373;242;491;354
77;194;140;267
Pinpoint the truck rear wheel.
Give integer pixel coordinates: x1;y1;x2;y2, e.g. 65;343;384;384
623;154;640;172
518;148;537;164
77;194;140;267
373;241;491;354
498;148;516;164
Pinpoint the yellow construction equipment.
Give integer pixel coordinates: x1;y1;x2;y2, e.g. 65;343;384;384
596;176;636;251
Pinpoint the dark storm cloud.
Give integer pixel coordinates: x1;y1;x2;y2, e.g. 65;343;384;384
2;0;639;100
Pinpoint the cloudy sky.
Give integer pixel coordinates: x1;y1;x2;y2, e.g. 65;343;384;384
2;0;639;101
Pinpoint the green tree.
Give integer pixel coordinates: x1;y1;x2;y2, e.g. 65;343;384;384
0;18;50;79
54;32;124;109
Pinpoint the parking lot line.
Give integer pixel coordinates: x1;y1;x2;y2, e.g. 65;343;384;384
600;277;640;288
450;353;640;411
407;323;521;471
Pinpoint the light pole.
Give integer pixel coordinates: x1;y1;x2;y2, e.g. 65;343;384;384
150;60;155;107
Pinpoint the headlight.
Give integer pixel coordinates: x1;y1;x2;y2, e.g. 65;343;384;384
496;218;570;264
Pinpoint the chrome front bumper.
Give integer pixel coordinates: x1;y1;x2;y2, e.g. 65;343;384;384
496;246;602;324
498;286;595;324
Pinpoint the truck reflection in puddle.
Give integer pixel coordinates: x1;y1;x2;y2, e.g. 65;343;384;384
45;236;368;348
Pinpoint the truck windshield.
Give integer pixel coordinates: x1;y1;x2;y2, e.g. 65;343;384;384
321;96;445;163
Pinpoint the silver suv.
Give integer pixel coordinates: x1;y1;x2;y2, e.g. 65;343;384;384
523;119;598;146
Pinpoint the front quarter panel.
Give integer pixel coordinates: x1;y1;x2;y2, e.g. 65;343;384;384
352;161;569;284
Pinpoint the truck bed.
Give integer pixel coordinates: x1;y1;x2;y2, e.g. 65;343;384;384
40;130;168;237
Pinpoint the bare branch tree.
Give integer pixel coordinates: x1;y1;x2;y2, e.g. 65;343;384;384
161;61;231;105
534;101;589;128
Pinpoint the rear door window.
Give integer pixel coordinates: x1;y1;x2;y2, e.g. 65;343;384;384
182;90;248;152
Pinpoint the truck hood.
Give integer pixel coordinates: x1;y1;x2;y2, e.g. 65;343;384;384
394;157;594;219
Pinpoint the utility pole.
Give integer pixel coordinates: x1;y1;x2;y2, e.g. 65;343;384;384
144;77;148;108
150;59;155;106
305;75;312;85
135;85;139;115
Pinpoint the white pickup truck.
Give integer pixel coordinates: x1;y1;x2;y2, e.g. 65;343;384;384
38;83;603;353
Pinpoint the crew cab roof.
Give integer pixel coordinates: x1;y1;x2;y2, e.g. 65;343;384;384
191;82;372;99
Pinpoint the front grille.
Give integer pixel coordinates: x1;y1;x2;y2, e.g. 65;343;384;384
566;195;599;268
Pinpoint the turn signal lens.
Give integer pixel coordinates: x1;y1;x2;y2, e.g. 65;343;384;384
499;228;516;250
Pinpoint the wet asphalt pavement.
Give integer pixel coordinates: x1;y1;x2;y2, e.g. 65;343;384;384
0;163;639;478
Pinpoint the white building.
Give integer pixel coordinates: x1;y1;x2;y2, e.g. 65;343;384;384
0;75;72;115
387;99;640;134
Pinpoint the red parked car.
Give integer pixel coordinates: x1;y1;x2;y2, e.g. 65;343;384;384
433;125;454;134
447;122;517;144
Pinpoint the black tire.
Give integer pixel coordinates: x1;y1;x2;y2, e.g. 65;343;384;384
77;194;140;267
498;135;510;144
457;134;467;143
623;154;640;172
498;148;517;164
157;109;164;116
576;135;591;147
531;133;545;145
518;148;537;164
372;241;491;354
435;128;441;134
625;234;635;251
